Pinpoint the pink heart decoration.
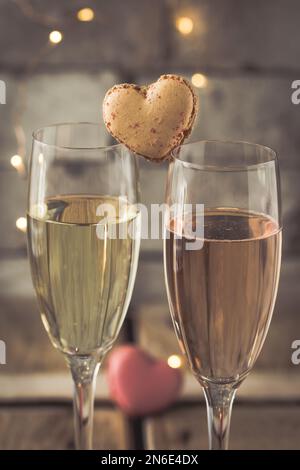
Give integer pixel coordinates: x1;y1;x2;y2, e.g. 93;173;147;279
106;345;182;416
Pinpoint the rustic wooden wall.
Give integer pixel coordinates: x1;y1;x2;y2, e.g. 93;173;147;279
1;0;300;449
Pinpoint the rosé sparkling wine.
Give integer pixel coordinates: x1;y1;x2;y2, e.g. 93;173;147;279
164;208;282;385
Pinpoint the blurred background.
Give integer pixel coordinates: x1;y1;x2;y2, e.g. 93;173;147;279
0;0;300;450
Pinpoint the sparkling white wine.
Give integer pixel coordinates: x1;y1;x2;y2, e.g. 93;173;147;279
164;208;282;385
27;195;140;356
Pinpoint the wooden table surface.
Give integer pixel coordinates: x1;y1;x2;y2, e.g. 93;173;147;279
1;257;300;450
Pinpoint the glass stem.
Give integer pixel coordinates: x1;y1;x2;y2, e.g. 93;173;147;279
203;383;236;450
68;355;101;450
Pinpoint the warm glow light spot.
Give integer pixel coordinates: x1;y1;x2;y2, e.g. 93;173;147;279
167;354;182;369
10;154;23;169
38;153;44;165
49;30;63;44
16;217;27;233
176;16;194;35
191;73;208;88
77;8;95;22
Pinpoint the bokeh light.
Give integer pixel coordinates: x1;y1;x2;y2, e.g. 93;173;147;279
10;155;23;169
167;354;182;369
16;217;27;233
191;73;208;88
49;30;63;44
176;16;194;35
77;8;95;22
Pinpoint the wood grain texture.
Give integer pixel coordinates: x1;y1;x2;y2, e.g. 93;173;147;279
0;373;109;402
0;405;133;450
144;403;300;450
2;370;300;403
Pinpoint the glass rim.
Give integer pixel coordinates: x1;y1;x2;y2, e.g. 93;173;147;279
32;122;124;151
171;139;278;171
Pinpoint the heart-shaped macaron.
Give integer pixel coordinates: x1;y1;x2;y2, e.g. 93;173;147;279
107;345;182;416
103;75;198;161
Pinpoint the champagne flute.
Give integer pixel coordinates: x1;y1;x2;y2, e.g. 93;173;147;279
164;140;282;450
27;123;141;449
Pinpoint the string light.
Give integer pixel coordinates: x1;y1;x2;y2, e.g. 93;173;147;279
10;1;99;180
16;217;27;233
77;8;95;22
10;154;23;169
10;154;26;177
12;0;63;27
49;30;63;44
167;354;182;369
176;16;194;35
191;73;208;89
